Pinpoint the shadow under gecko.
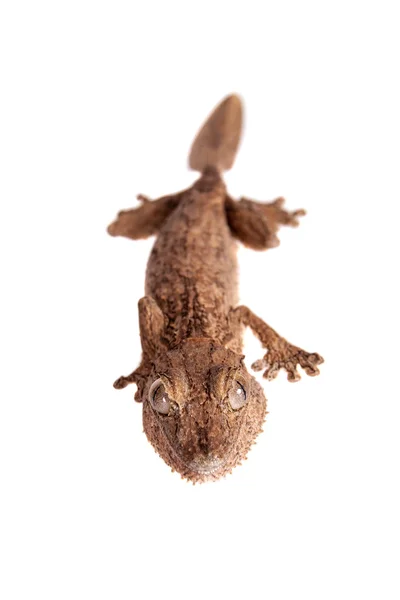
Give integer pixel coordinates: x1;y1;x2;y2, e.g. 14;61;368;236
107;95;324;482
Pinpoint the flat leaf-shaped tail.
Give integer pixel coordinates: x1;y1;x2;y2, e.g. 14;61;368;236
188;94;243;173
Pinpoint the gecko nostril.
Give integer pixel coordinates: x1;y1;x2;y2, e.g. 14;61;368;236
196;424;209;455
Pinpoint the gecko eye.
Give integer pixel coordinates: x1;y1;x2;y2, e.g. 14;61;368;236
149;379;171;415
228;381;247;410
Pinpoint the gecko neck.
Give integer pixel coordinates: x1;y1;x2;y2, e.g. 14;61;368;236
193;166;225;194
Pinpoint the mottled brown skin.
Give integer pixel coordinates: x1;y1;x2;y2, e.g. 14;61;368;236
108;95;323;482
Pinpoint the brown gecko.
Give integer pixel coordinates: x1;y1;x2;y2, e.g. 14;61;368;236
107;95;323;482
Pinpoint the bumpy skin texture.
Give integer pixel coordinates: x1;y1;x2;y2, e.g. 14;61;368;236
108;96;324;482
145;173;239;349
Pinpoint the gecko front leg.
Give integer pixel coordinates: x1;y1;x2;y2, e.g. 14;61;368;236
230;306;323;382
225;195;305;250
107;189;187;240
113;297;167;401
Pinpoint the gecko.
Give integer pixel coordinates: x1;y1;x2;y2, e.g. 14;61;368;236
107;94;323;482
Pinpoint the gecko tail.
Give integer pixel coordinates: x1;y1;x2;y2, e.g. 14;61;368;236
188;94;243;173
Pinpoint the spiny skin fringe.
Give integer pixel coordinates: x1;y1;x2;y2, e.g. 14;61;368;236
161;413;268;485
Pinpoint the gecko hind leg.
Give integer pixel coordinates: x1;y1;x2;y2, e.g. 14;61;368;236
225;195;305;250
107;190;186;240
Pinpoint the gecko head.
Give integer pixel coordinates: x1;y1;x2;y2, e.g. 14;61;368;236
142;339;267;482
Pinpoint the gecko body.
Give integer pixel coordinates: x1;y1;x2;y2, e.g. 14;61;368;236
108;95;323;482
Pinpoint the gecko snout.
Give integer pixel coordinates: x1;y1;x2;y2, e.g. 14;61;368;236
188;454;224;475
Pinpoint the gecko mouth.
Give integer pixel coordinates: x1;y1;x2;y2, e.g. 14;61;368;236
188;456;224;475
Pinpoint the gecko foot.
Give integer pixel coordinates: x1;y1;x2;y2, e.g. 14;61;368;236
258;196;306;228
113;367;150;402
251;348;324;382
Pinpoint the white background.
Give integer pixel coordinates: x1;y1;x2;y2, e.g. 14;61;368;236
1;1;399;599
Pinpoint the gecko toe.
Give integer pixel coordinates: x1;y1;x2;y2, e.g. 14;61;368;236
251;359;266;372
113;376;129;389
263;363;280;380
304;366;320;376
286;361;301;382
298;351;324;377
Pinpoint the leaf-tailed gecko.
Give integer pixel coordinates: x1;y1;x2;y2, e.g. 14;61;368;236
107;95;323;482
